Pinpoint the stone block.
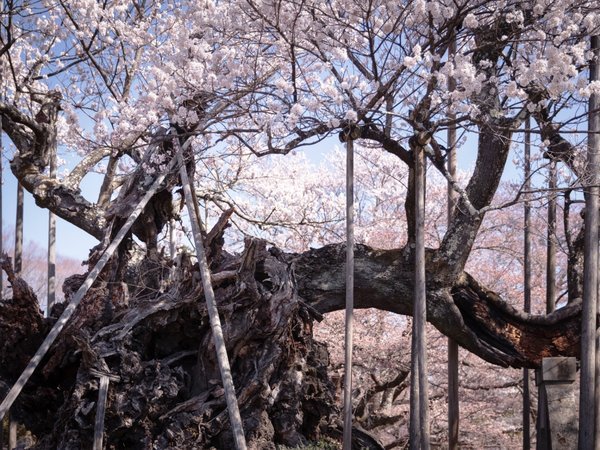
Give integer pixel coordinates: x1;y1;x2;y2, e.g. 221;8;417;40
541;357;577;383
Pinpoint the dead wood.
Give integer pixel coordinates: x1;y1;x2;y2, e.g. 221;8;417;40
0;243;348;449
0;238;588;448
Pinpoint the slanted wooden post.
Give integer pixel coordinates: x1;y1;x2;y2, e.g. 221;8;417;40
173;136;247;450
169;219;176;259
0;153;180;421
342;128;356;450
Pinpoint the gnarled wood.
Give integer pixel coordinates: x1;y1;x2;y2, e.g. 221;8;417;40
293;244;583;368
0;238;587;448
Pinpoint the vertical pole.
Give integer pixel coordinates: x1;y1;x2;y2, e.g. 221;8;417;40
579;34;599;450
11;172;24;450
410;138;430;450
523;115;531;450
591;34;600;450
174;139;247;450
547;160;557;315
343;136;355;450
537;145;556;449
446;36;459;450
0;111;4;300
0;24;6;447
169;220;176;259
8;413;15;450
93;376;110;450
0;8;4;301
14;184;23;274
410;315;421;449
47;148;57;315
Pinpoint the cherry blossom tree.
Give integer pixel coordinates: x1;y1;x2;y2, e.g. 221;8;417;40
0;0;599;448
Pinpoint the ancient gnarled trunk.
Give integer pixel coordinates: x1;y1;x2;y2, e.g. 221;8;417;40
0;244;350;449
0;240;586;448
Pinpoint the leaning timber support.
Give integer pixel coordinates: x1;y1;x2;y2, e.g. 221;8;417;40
0;152;180;421
173;135;247;450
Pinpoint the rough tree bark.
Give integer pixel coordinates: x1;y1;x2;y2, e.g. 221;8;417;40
0;236;389;449
0;229;586;450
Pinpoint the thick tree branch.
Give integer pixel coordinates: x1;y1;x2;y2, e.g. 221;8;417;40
2;102;106;239
66;148;112;189
293;243;583;368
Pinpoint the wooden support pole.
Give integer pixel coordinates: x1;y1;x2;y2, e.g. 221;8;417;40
8;412;16;450
47;146;57;315
173;137;247;450
0;110;4;300
0;153;179;421
591;34;600;450
93;375;110;450
579;34;599;450
446;36;459;450
410;138;430;450
342;136;355;450
546;160;557;315
523;115;532;450
14;184;23;275
169;219;176;259
10;155;24;450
